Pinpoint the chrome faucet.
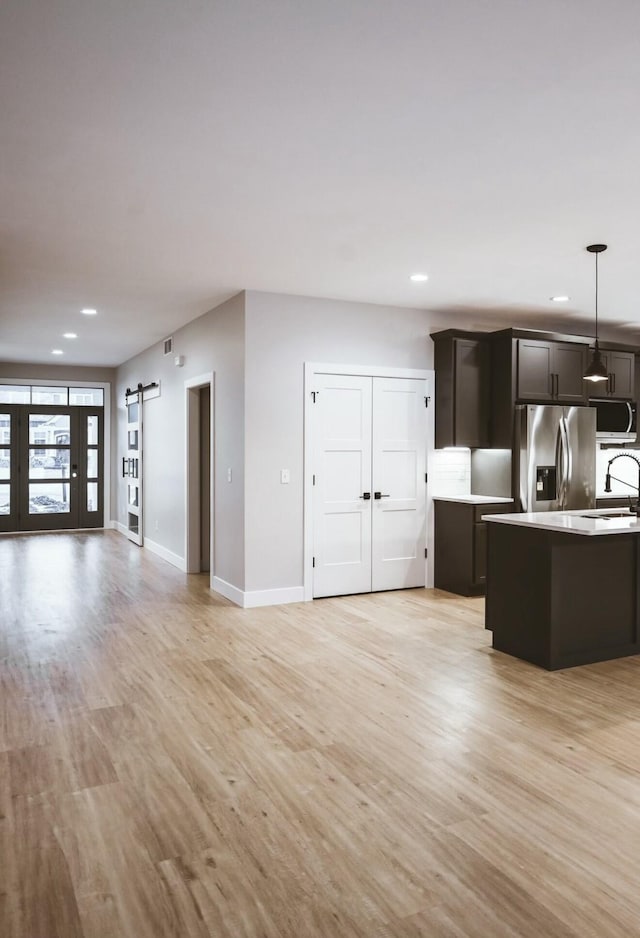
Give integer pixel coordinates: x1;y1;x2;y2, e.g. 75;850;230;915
604;453;640;515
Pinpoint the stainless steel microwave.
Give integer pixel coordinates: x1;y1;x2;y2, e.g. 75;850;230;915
589;398;637;443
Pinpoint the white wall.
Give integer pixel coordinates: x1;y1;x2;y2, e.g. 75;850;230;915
243;290;465;592
115;293;246;589
111;287;507;600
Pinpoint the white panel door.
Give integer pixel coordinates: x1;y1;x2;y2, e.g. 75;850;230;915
312;375;373;598
371;377;426;591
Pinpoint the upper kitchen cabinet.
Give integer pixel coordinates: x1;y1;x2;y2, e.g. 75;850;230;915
432;330;490;448
490;329;589;447
590;348;635;399
516;338;588;404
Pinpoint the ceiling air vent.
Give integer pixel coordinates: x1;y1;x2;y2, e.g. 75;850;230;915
163;336;173;356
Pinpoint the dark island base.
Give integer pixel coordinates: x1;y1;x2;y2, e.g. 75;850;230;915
485;523;640;670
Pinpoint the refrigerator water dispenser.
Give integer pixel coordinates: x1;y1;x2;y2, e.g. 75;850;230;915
536;466;557;501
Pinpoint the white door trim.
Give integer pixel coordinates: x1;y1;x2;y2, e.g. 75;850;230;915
184;373;214;581
303;362;434;602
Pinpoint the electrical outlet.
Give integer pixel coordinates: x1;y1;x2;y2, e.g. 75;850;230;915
280;469;290;484
227;467;232;482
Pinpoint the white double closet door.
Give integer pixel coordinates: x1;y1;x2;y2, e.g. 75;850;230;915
313;374;427;598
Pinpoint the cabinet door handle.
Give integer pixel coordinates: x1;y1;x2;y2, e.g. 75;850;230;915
360;492;371;500
374;492;390;499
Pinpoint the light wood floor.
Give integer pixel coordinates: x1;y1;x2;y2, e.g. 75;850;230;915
2;532;640;937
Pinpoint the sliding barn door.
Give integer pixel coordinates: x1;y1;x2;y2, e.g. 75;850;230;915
124;390;143;545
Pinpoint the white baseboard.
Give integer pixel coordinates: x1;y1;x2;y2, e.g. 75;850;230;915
113;525;186;571
144;537;187;572
211;578;305;609
212;577;246;606
244;586;306;608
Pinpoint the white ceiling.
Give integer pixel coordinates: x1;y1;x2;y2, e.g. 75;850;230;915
2;0;640;367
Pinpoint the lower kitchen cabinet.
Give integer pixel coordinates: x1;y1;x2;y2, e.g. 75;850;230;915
434;499;511;596
596;497;638;510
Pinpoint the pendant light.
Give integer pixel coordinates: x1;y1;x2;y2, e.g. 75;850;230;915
583;243;609;382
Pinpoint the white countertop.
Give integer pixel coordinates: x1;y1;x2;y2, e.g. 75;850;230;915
483;507;640;536
433;495;514;504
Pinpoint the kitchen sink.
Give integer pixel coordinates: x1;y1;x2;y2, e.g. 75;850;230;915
578;511;639;520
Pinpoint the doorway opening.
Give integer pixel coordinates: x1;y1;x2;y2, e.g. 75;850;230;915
185;374;214;576
199;386;211;573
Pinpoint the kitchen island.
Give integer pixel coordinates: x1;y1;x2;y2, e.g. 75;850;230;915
483;508;640;670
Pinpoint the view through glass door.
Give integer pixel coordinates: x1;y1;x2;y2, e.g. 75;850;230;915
0;386;104;533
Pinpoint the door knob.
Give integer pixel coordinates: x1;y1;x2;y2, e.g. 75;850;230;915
360;492;371;500
374;492;390;499
71;464;78;479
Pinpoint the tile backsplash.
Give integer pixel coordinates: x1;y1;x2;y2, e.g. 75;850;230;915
470;448;512;498
431;445;640;502
430;448;471;497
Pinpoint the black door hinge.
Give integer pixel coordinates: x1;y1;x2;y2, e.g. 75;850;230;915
312;391;318;402
425;548;428;558
312;556;316;568
313;474;316;485
425;472;428;483
425;396;430;408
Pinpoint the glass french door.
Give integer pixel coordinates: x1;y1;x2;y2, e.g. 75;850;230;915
0;405;103;532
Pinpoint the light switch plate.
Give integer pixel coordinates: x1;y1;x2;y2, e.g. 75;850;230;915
280;469;290;484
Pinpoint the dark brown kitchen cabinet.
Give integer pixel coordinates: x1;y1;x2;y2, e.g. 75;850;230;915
434;499;511;596
490;329;591;446
517;338;588;404
432;331;490;448
592;349;635;399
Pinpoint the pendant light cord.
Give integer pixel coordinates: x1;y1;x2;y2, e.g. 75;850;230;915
595;251;599;343
583;243;608;381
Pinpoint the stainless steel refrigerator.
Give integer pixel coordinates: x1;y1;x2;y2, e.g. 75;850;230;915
514;404;596;512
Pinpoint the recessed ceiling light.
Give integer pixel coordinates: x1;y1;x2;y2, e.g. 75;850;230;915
81;308;97;316
410;273;429;282
550;295;570;302
63;332;77;339
52;349;63;355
